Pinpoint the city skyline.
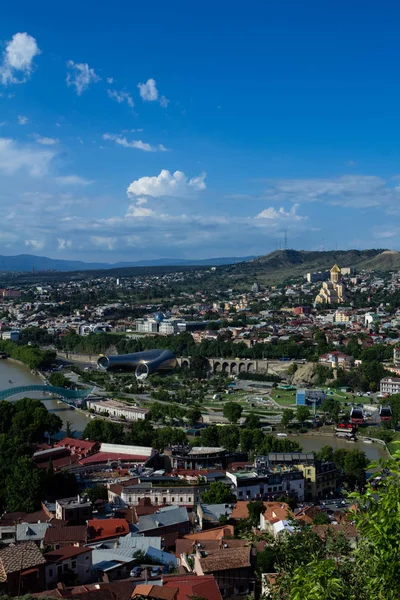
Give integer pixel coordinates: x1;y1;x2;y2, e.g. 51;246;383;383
1;1;400;261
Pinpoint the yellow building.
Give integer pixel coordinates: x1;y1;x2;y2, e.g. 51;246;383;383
315;264;348;305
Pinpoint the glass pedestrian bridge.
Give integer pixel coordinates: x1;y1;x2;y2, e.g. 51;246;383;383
0;385;93;401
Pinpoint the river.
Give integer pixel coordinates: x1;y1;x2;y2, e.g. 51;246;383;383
294;433;389;461
0;359;90;437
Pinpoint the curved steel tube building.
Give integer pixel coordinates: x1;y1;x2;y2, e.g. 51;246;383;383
97;349;177;380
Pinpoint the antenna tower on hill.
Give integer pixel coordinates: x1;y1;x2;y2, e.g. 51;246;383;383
283;230;288;250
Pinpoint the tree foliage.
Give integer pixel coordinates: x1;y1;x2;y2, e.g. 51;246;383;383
201;481;236;504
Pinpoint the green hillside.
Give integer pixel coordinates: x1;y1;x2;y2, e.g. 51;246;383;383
219;248;387;285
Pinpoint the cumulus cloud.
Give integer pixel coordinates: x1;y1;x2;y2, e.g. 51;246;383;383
0;137;56;176
55;175;94;186
107;89;134;108
102;133;167;152
127;169;206;198
0;32;41;85
18;115;29;125
25;238;44;250
33;134;59;145
66;60;101;95
126;197;155;217
256;203;305;221
138;78;158;101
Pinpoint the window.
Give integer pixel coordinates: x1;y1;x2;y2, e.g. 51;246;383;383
163;497;166;504
188;497;191;502
57;566;62;574
72;561;77;569
239;491;243;497
63;564;68;572
180;497;183;502
49;569;53;577
85;555;89;560
171;497;175;502
155;497;158;504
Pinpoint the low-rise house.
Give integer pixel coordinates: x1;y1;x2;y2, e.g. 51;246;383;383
0;541;46;595
134;575;223;600
44;546;93;587
16;522;50;546
183;525;235;542
44;525;88;549
193;545;253;597
132;506;189;546
56;496;92;526
87;519;130;544
54;437;100;458
380;377;400;395
226;468;305;502
108;477;208;510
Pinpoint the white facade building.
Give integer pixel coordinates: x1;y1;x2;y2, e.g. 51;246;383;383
86;399;149;421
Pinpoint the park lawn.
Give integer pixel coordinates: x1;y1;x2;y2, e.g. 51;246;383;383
270;389;297;406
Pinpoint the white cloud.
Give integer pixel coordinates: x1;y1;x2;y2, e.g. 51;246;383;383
0;137;56;176
0;32;41;85
126;203;155;217
66;60;101;95
107;89;134;108
106;77;114;84
33;134;59;145
102;133;167;152
24;238;44;250
90;235;116;250
57;238;72;250
159;95;169;108
18;115;29;125
263;175;395;209
127;169;206;198
256;203;305;221
138;78;158;101
55;175;94;186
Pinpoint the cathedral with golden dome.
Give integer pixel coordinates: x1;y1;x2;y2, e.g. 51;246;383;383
315;264;348;305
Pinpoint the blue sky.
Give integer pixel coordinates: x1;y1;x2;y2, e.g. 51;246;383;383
1;0;400;261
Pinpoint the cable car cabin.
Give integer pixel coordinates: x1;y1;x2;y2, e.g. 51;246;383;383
350;407;364;425
379;405;392;422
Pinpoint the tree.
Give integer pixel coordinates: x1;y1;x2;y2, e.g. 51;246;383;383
245;413;260;429
65;420;76;438
83;484;108;503
223;401;243;424
201;481;236;504
152;427;188;451
5;456;42;512
281;409;295;428
240;428;264;453
296;405;311;427
218;425;240;452
189;355;209;379
312;511;330;525
247;500;266;526
48;372;68;388
315;445;334;463
187;408;202;427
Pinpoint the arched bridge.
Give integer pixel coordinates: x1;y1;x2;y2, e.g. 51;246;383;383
0;385;93;401
176;357;270;375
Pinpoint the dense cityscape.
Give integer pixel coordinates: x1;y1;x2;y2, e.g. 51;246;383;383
0;254;398;598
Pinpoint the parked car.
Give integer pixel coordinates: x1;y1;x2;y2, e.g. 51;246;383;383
151;566;162;577
130;566;143;578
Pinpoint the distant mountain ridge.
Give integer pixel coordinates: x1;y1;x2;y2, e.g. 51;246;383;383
0;253;257;272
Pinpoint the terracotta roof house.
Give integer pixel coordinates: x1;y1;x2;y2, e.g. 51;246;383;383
231;501;291;527
163;575;222;600
0;541;46;595
87;519;130;543
194;546;253;598
183;525;235;541
132;584;177;600
55;438;100;457
44;525;88;548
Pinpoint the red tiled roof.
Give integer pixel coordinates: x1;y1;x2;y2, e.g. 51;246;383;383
184;525;234;541
79;453;148;466
88;518;130;541
163;575;222;600
44;526;88;545
55;438;97;452
231;501;291;522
